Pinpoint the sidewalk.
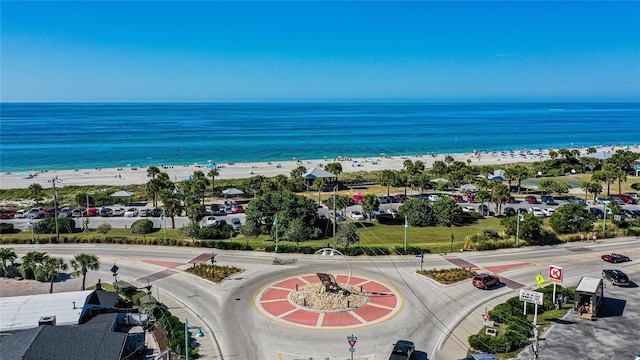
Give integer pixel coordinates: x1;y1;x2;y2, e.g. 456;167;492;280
435;291;517;360
149;289;222;360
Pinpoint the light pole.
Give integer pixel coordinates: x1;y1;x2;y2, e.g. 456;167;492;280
184;319;204;360
29;216;35;244
602;203;608;238
515;213;524;248
161;209;167;245
314;247;352;289
450;233;454;253
403;215;409;254
273;213;279;253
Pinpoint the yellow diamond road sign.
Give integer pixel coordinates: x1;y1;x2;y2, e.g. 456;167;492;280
535;274;545;287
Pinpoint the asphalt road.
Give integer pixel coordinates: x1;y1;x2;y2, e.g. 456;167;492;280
5;236;640;360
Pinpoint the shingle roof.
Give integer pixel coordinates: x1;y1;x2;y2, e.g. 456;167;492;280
303;167;336;179
1;325;126;360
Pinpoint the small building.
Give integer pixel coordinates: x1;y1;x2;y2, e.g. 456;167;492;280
574;276;604;320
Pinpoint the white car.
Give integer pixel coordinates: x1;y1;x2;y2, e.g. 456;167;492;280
428;194;440;201
15;209;29;218
200;216;217;228
462;206;475;212
349;211;366;221
112;207;126;216
530;207;545;217
124;208;139;217
138;208;150;217
542;208;555;216
387;208;398;217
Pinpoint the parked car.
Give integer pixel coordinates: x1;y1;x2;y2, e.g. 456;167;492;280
472;274;500;289
623;209;636;219
567;196;586;205
328;211;345;221
86;207;99;217
150;209;163;217
452;194;464;203
541;195;558;205
124;208;139;217
138;208;150;217
14;209;29;218
602;269;629;286
232;205;245;213
608;197;625;205
529;207;545;217
503;207;516;217
213;219;227;227
387;208;399;217
542;208;555;216
349;211;366;221
210;204;226;215
428;194;440;202
601;253;630;263
231;217;242;231
506;196;516;204
595;197;612;205
99;207;113;217
71;208;85;217
59;207;73;217
389;340;415;360
0;209;16;219
112;207;125;217
460;354;498;360
44;208;57;217
589;207;604;219
525;195;537;204
611;194;636;204
200;216;217;228
462;206;475;212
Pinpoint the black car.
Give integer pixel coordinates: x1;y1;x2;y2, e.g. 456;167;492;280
389;340;415;360
541;195;558;205
602;269;629;286
503;207;516;217
589;207;604;219
149;208;163;217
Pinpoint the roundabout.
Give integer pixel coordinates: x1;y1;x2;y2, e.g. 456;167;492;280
254;273;403;329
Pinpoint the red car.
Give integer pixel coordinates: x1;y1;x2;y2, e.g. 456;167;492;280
611;194;636;204
0;209;16;219
601;253;630;263
44;208;57;217
232;205;245;213
525;196;537;204
472;274;500;289
506;196;516;204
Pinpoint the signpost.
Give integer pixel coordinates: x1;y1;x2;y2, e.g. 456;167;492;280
520;289;543;360
347;334;357;360
548;265;563;304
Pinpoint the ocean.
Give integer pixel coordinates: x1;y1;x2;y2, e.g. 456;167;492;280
1;102;639;173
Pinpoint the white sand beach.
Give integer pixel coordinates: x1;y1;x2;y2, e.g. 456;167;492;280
1;146;636;190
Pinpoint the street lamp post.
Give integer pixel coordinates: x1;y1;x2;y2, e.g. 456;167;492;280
273;213;279;253
161;209;167;245
184;319;204;360
314;247;352;289
29;216;35;244
403;216;409;255
602;203;608;238
450;233;454;253
515;213;524;248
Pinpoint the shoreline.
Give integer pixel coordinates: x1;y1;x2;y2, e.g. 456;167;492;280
2;145;635;190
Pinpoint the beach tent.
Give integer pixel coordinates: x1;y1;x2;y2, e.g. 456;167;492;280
110;190;134;205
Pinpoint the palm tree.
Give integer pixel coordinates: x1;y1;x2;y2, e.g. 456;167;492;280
28;183;44;204
21;251;47;280
40;256;68;293
512;165;530;193
444;155;455;165
207;168;219;197
377;170;395;197
361;194;380;221
314;177;328;205
191;171;209;205
0;248;17;277
71;253;100;290
147;166;161;179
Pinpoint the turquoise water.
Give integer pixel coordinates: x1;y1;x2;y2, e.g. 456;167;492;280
1;102;638;172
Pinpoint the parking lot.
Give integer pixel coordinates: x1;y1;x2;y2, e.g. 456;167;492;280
514;265;640;360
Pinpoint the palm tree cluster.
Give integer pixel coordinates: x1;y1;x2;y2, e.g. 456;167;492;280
1;249;99;293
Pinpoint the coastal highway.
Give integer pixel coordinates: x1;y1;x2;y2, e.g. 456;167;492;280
6;237;640;359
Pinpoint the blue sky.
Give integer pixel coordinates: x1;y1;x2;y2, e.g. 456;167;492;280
2;1;639;102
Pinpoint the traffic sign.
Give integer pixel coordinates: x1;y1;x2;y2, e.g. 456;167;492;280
347;334;357;347
548;265;563;282
535;274;545;287
519;289;544;305
482;313;489;322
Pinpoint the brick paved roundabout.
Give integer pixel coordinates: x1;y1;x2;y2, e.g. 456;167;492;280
253;273;403;329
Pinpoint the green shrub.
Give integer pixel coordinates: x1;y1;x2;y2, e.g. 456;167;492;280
0;223;15;234
97;223;112;234
198;225;233;240
34;217;76;234
131;219;154;236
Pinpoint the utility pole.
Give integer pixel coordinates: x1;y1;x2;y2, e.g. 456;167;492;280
333;185;337;249
49;176;60;243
